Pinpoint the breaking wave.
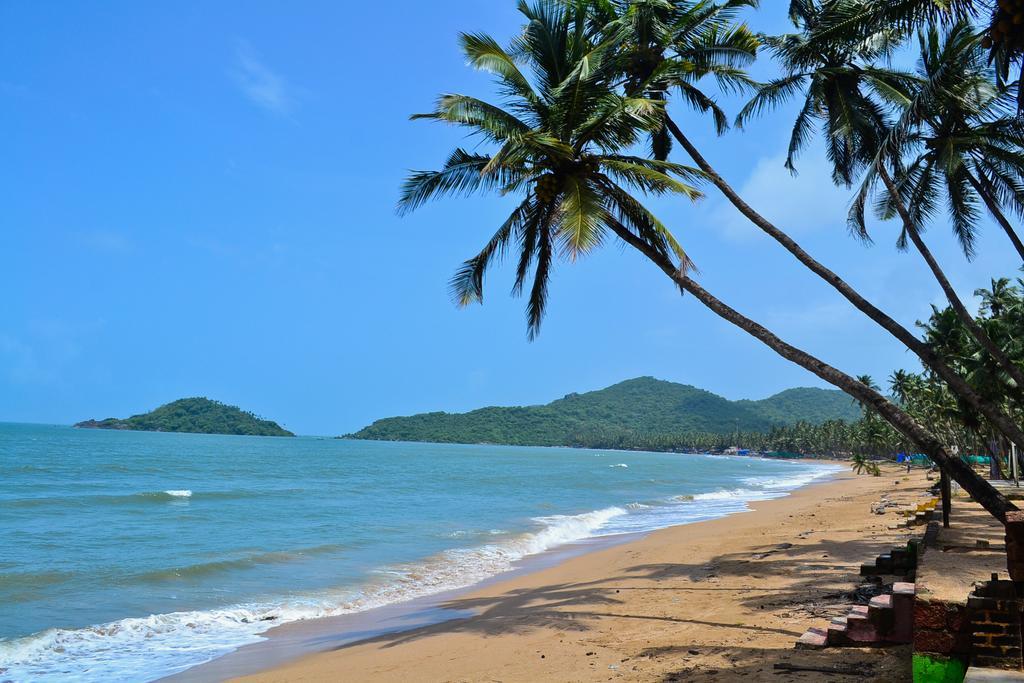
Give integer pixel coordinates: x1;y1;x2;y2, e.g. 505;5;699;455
0;462;839;682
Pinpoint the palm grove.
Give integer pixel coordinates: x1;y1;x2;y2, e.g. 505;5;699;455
400;1;1024;525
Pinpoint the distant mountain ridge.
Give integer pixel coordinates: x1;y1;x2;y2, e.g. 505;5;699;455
346;377;859;446
75;397;294;437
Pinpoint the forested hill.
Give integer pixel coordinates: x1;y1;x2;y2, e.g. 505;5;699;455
75;398;294;437
345;377;859;446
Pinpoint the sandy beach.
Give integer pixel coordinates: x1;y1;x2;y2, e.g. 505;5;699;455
233;465;928;682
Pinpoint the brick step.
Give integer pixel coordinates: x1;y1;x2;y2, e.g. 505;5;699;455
796;627;828;650
868;593;895;635
891;581;915;643
812;583;917;650
847;605;880;643
826;616;849;646
859;541;920;577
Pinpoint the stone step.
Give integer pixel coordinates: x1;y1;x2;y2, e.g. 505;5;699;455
796;627;828;650
965;666;1024;681
846;606;879;643
891;582;915;643
868;594;895;634
827;616;849;646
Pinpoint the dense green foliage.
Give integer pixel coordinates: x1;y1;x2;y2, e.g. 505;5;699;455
870;277;1024;462
75;398;294;437
725;277;1024;462
347;377;859;447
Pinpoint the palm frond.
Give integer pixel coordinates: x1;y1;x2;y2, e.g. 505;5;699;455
399;149;524;215
557;174;605;258
460;32;539;104
943;164;981;260
450;198;533;306
598;157;704;197
412;94;531;142
735;73;809;128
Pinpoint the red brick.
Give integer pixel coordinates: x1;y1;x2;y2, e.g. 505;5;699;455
915;601;949;630
947;607;964;631
915;628;955;654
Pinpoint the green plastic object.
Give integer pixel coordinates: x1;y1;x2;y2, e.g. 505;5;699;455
913;654;966;683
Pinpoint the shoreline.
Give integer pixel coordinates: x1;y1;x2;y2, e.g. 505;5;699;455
166;463;899;683
223;466;923;682
163;528;652;683
337;436;849;462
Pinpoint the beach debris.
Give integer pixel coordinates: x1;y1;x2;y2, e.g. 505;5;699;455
871;499;901;514
774;662;872;675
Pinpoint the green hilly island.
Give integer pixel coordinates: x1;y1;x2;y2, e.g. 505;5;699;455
346;377;859;447
75;398;294;437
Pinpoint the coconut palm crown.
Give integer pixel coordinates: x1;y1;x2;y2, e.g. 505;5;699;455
735;0;914;186
860;22;1024;260
399;0;703;338
583;0;760;158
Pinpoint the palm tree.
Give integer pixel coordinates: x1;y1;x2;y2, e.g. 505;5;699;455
737;0;912;185
587;0;760;156
792;0;1023;112
880;23;1024;262
401;1;701;338
404;0;1015;521
847;23;1024;394
604;0;1024;457
889;369;918;405
978;277;1020;319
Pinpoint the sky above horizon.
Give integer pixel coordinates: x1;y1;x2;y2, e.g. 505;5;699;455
2;2;1020;435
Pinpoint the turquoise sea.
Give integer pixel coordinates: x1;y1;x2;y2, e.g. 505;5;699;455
0;423;838;681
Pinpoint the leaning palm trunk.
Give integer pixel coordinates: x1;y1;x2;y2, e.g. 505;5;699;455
877;164;1024;394
607;219;1017;523
663;117;1024;456
967;172;1024;263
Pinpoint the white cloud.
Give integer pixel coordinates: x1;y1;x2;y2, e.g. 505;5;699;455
230;40;292;114
709;146;851;244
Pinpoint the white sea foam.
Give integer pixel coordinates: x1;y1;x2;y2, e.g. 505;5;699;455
741;466;839;491
0;506;628;682
0;463;839;682
689;465;839;504
609;463;629;468
691;487;765;501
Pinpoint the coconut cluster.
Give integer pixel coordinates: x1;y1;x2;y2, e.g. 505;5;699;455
577;158;600;175
533;158;601;203
535;173;561;203
983;0;1024;51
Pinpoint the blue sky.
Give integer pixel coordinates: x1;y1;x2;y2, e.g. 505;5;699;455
2;2;1019;435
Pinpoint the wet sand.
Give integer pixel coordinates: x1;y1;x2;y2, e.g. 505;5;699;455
230;465;926;682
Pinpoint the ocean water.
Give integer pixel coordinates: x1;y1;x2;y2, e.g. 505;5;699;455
0;423;839;682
